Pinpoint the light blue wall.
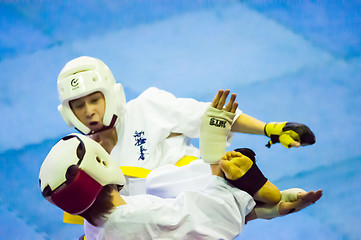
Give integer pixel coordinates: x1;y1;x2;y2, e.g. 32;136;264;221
0;1;360;239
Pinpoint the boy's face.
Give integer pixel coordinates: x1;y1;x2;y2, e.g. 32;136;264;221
70;92;106;132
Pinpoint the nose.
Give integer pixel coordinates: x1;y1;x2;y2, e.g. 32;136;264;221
84;102;95;118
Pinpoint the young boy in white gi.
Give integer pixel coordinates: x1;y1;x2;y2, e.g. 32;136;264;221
57;56;316;196
56;56;318;231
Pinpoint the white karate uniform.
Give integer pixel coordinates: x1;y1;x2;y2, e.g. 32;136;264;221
84;176;255;240
110;87;242;196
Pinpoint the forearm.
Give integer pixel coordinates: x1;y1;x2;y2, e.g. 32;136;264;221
245;209;258;223
231;113;266;135
210;164;225;178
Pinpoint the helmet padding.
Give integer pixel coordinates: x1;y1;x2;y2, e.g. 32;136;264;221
39;133;125;215
57;56;125;134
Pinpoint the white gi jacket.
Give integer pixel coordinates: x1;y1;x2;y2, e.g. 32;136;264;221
84;176;255;240
110;87;242;196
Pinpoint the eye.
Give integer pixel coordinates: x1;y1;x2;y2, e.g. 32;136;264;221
77;103;85;108
96;156;101;163
90;98;99;104
102;161;108;167
72;102;85;109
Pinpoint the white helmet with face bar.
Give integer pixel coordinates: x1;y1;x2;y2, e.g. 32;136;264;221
57;56;125;134
39;133;125;215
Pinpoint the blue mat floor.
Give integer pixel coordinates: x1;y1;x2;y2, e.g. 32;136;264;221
0;1;360;239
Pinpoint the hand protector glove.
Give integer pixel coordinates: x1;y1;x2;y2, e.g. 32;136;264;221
255;188;309;220
200;106;235;164
264;122;315;148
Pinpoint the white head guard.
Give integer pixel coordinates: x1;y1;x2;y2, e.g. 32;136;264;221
57;56;126;134
39;133;125;215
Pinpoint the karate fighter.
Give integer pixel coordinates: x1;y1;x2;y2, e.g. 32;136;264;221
39;116;321;240
56;56;315;196
56;56;317;227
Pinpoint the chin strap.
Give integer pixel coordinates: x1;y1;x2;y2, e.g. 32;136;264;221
76;115;118;135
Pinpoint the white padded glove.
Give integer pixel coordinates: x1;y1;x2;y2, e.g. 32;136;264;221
200;105;235;164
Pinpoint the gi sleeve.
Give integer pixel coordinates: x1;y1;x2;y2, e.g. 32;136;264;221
136;87;242;138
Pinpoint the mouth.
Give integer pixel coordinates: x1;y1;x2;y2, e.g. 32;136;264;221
89;121;99;126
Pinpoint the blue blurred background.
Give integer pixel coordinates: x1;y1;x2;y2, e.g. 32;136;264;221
0;1;360;239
